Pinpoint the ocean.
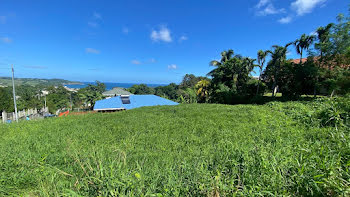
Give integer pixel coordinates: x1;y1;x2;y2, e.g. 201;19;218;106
65;82;166;90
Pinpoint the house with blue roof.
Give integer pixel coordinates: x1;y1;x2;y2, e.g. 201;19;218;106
93;95;179;112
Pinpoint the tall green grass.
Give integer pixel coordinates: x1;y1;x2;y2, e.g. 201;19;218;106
0;102;349;196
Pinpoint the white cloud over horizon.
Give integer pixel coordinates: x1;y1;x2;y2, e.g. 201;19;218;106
291;0;326;16
151;26;172;42
85;48;100;54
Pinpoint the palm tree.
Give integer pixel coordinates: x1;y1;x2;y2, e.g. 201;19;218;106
195;80;210;102
266;43;292;97
294;34;315;64
209;49;234;66
313;23;333;97
315;23;333;60
207;49;234;85
256;50;268;96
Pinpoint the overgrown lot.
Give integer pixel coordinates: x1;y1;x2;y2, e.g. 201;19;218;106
0;100;349;196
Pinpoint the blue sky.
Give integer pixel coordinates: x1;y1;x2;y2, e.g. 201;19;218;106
0;0;348;84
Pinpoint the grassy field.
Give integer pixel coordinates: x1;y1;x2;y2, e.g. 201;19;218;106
0;102;349;196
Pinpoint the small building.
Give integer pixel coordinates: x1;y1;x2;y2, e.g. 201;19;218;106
102;87;133;98
93;95;179;112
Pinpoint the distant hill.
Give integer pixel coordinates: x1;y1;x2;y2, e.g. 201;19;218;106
0;77;81;87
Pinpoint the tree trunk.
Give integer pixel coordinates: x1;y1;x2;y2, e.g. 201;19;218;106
256;78;260;96
331;89;335;98
256;68;262;96
300;52;303;64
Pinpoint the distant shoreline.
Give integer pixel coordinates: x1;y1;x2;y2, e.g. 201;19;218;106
65;82;167;90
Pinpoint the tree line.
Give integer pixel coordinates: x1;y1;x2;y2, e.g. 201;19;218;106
129;9;350;104
0;82;106;114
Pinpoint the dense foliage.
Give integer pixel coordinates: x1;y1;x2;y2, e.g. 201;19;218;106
0;100;349;196
0;82;106;114
0;77;78;87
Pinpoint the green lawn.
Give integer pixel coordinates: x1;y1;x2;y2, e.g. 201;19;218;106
0;103;349;196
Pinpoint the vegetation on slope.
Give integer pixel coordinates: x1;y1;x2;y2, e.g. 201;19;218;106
0;100;349;196
0;77;79;87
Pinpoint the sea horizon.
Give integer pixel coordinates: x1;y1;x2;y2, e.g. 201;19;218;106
65;82;169;90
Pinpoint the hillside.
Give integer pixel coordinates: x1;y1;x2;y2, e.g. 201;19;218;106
0;77;80;87
0;103;349;196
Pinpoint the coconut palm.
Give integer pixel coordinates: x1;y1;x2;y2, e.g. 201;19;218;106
209;49;234;66
195;80;210;102
256;50;268;96
266;43;293;96
294;34;315;64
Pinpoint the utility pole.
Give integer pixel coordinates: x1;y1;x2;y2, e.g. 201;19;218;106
11;64;18;122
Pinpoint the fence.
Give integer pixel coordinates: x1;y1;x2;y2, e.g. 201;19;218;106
1;107;49;123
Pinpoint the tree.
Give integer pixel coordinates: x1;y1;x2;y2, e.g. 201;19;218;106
294;34;315;64
315;23;334;59
155;83;178;100
208;52;257;100
179;74;206;89
256;50;268;96
195;79;210;103
264;43;292;97
209;49;234;67
78;83;105;109
128;84;155;95
0;87;14;112
46;86;70;113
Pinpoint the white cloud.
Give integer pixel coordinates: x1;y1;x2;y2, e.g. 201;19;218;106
179;35;188;42
131;58;157;65
278;16;292;24
291;0;326;16
255;0;285;16
85;48;100;54
256;0;270;9
93;12;102;20
122;27;129;34
151;26;172;42
88;22;98;28
131;60;141;65
257;4;285;16
168;64;177;70
0;16;6;24
0;37;12;43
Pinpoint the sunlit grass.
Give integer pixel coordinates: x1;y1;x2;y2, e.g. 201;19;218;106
0;103;349;196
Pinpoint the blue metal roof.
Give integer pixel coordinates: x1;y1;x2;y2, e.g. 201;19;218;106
93;95;179;110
